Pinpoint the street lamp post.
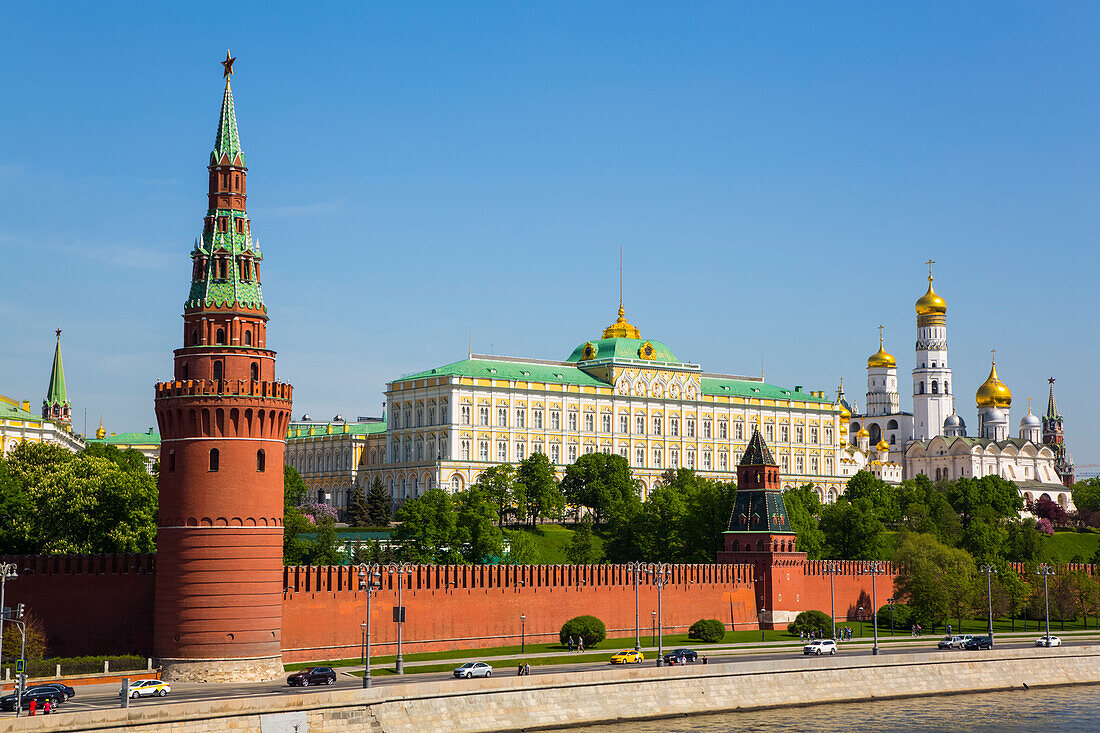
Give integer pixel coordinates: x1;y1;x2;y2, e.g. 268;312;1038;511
627;562;644;652
520;613;526;654
651;610;656;648
979;564;998;646
858;606;864;639
360;622;366;666
386;563;415;674
886;598;896;636
357;564;382;688
864;561;886;655
760;606;767;642
0;563;18;674
645;564;672;667
1037;564;1055;645
823;561;840;640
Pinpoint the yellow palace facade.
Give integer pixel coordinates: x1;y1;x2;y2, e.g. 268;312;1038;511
362;305;848;504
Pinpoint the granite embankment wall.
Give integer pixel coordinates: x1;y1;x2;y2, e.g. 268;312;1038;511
2;646;1097;733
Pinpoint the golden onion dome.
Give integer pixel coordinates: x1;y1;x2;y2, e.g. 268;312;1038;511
915;276;947;316
95;420;106;440
856;427;870;438
876;439;890;452
867;344;896;369
601;303;641;340
839;403;851;420
975;359;1012;408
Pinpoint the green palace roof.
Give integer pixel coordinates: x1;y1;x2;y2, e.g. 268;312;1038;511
565;337;682;365
87;428;161;446
0;396;41;424
397;358;608;388
700;378;833;403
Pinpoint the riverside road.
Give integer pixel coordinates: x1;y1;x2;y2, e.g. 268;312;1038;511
27;636;1094;718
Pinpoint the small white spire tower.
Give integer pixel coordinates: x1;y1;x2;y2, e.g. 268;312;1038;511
912;261;952;439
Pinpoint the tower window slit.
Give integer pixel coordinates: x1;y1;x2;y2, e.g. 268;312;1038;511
209;448;220;472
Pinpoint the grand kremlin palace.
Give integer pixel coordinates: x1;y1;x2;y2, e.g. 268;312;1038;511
345;304;844;506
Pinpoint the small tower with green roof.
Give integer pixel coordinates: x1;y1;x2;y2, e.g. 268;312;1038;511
718;425;804;630
42;328;71;428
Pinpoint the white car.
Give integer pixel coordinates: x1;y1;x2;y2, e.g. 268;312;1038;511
120;680;171;699
1035;635;1062;647
803;639;837;655
453;662;493;679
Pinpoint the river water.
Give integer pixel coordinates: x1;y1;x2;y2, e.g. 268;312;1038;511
578;684;1100;732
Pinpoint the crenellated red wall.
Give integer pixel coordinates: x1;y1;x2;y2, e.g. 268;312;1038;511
0;554;156;657
2;556;1092;663
280;563;759;662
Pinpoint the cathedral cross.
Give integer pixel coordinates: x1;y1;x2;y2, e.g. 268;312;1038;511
925;259;935;279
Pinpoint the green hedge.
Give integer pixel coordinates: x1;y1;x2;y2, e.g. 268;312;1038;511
0;655;147;680
559;615;607;648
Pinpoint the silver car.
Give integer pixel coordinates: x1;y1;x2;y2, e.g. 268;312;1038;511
453;662;493;679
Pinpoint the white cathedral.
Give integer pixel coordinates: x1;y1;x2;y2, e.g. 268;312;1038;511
839;266;1073;511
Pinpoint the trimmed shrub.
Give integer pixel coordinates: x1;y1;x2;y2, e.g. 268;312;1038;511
877;602;911;631
0;654;146;680
787;610;832;637
687;619;726;643
559;615;607;648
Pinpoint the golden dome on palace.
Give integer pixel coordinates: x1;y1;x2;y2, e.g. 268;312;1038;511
876;439;890;452
915;277;947;316
975;360;1012;408
601;304;641;340
839;403;851;420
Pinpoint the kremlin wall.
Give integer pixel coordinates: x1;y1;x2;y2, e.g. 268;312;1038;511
1;554;904;662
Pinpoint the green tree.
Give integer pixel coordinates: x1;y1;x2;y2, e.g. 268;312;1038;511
346;483;371;527
783;484;825;560
476;464;518;528
1006;517;1045;562
309;511;342;566
283;465;311;564
678;472;738;562
1071;478;1100;513
393;488;462;564
567;515;601;564
820;498;885;560
845;471;900;523
0;458;36;553
80;442;148;473
947;475;1023;526
960;514;1008;563
503;530;538;564
561;453;637;526
3;441;157;554
365;475;393;526
454;486;504;563
633;481;689;562
892;532;976;632
517;453;562;525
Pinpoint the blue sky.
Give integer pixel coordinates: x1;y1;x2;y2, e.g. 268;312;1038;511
1;2;1097;467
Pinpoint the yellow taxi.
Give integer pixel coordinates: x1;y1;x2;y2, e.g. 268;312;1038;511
609;650;644;664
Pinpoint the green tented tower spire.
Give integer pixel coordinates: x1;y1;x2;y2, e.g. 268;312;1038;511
186;49;264;313
43;328;72;427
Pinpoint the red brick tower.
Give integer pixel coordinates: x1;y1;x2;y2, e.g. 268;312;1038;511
153;52;293;682
1042;378;1074;488
716;426;805;629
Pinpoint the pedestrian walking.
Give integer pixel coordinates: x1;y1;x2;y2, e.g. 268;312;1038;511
43;700;51;715
947;624;952;635
568;635;575;652
524;662;531;676
29;699;37;717
578;637;584;653
702;655;708;665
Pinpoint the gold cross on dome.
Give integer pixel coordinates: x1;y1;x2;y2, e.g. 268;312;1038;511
878;324;884;346
925;259;935;279
222;49;236;78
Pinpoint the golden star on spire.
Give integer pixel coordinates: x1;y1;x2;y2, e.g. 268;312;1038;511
222;49;236;79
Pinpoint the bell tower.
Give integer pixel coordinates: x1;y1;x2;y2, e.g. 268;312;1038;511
153;52;293;682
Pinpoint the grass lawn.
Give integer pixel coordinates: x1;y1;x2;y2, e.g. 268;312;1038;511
508;524;605;564
1044;531;1099;562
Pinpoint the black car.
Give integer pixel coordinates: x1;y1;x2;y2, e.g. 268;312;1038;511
663;648;699;664
29;683;76;701
963;635;993;650
286;666;336;687
0;687;64;712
